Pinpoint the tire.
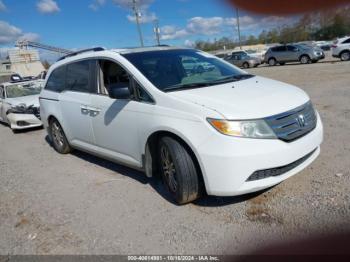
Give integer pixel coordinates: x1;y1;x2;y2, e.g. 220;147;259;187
158;137;200;204
49;118;72;154
268;58;277;66
300;55;311;64
242;62;250;69
340;51;350;61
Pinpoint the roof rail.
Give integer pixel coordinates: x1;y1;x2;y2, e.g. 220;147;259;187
57;47;105;61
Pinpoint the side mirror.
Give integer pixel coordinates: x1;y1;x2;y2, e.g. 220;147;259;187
108;85;131;100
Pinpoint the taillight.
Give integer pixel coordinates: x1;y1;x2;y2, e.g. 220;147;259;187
331;45;337;48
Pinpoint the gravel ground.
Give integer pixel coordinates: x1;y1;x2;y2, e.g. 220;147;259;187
1;56;349;255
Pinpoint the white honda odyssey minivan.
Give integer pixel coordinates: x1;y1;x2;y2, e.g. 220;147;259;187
40;46;323;204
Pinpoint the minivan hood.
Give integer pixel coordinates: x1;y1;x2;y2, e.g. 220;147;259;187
169;76;309;119
6;95;40;107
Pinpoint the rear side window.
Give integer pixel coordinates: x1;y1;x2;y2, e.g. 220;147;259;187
45;66;66;92
287;45;298;51
342;38;350;44
272;46;286;52
66;60;96;93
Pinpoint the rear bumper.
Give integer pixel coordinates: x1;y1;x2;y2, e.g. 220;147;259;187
196;113;323;196
7;113;42;130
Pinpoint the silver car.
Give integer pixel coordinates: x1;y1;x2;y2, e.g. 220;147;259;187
224;51;261;69
264;44;325;66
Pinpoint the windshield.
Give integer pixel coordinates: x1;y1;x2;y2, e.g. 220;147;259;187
122;49;253;92
6;81;42;98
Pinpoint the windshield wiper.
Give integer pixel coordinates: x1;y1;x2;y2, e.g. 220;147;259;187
209;74;255;85
162;74;255;92
234;74;255;80
163;82;211;92
209;74;255;84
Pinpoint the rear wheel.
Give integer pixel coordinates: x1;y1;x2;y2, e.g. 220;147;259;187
300;55;311;64
242;62;250;69
340;51;350;61
49;119;71;154
158;137;201;204
268;58;277;66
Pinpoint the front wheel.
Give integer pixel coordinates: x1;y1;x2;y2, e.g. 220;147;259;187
340;51;350;61
49;119;72;154
268;58;277;66
242;62;250;69
158;137;201;204
300;55;311;64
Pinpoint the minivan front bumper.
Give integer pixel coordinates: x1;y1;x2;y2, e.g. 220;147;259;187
196;112;323;196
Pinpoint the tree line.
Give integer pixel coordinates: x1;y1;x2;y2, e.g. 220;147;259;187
195;6;350;51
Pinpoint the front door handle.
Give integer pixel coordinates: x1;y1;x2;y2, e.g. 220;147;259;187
86;106;101;117
80;105;89;114
86;106;101;113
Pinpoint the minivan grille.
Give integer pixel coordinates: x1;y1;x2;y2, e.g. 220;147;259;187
265;102;317;142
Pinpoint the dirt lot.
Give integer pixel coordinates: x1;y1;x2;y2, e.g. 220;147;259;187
1;57;350;255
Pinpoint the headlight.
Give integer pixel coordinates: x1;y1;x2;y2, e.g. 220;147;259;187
207;118;277;139
8;103;27;114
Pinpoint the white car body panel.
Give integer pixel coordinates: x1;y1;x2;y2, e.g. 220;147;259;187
332;36;350;57
40;48;323;197
7;112;42;130
169;76;309;119
0;93;42;130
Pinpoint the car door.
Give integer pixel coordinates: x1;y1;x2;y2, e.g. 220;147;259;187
276;46;288;61
57;60;96;148
89;59;154;168
342;38;350;50
229;54;241;67
286;45;299;61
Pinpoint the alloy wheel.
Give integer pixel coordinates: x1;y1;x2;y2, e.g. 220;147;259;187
52;122;64;148
301;56;310;64
341;52;350;61
160;145;178;193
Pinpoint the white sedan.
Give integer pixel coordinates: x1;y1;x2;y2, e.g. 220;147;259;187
0;80;43;131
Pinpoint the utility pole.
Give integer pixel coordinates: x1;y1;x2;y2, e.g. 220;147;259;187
236;7;242;50
153;19;161;46
132;0;144;47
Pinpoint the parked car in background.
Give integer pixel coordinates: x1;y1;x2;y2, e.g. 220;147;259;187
265;44;325;66
244;49;267;61
0;79;43;131
225;51;261;68
315;41;332;51
40;46;323;204
182;58;216;74
332;36;350;61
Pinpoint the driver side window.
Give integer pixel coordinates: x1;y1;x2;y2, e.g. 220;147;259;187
99;60;131;99
98;59;153;103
